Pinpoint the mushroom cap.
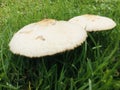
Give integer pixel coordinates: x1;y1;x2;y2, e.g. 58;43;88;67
69;14;116;31
9;19;87;58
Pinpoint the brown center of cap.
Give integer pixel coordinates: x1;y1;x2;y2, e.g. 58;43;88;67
36;19;57;26
83;14;99;21
35;35;45;41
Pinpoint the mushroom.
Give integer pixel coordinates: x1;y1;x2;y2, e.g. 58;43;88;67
69;14;116;31
9;19;87;58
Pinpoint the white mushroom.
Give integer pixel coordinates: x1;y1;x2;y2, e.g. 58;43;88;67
9;19;87;58
69;14;116;31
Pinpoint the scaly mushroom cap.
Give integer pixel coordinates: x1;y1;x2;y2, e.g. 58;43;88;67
9;19;87;58
69;14;116;31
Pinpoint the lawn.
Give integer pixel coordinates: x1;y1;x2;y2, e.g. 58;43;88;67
0;0;120;90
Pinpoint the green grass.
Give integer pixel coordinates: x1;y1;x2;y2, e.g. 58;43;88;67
0;0;120;90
